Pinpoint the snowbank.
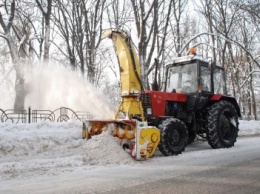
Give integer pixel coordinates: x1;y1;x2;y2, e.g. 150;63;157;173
0;120;259;179
0;121;135;179
238;120;260;136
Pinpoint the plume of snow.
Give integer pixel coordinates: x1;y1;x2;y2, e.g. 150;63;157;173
24;64;115;119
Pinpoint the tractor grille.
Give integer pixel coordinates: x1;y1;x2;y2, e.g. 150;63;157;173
141;93;152;109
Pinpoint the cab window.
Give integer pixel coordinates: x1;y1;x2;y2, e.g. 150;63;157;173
166;63;198;93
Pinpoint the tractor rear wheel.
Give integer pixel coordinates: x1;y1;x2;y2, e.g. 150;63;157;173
207;101;239;149
158;118;188;156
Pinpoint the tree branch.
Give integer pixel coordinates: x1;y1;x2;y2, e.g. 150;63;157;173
35;0;46;15
6;0;15;32
0;12;6;30
240;71;260;88
178;32;260;69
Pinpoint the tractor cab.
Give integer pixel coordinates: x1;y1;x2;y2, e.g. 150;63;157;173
165;54;227;113
165;55;226;95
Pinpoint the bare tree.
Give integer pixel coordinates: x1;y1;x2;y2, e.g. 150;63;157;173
171;0;189;57
238;0;260;30
129;0;188;89
36;0;53;62
0;0;48;110
83;0;106;84
0;0;28;110
0;0;30;110
195;0;259;119
106;0;132;29
52;0;106;85
52;0;78;70
196;0;217;61
0;0;258;118
148;0;190;89
236;7;258;119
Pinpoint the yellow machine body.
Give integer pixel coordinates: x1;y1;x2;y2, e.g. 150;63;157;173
103;30;141;96
103;29;145;121
83;29;160;160
82;119;160;160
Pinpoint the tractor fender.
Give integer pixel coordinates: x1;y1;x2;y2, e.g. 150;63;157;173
210;94;241;117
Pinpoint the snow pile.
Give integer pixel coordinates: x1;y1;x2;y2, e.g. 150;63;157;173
81;125;135;165
0;121;82;156
0;121;135;179
239;120;260;136
0;119;259;179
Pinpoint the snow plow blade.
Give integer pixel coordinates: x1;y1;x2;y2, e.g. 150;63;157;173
82;119;160;160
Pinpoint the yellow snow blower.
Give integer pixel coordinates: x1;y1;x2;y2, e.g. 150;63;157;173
82;29;160;160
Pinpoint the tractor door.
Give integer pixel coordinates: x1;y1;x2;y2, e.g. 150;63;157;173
185;60;213;111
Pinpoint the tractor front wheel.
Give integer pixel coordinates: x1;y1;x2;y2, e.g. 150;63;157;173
207;101;239;149
158;118;188;156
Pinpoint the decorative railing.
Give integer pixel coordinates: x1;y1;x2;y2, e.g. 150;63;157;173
0;107;94;124
0;109;27;124
0;107;258;124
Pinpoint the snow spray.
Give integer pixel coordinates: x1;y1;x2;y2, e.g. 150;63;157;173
24;63;114;119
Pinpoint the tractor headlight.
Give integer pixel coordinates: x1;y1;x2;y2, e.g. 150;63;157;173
146;108;152;115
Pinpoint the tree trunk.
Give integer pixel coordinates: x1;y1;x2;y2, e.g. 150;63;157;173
6;33;25;110
247;59;257;120
14;65;25;110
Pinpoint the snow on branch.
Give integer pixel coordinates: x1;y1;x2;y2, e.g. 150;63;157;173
178;32;209;56
239;4;260;19
188;42;222;54
178;32;260;68
240;71;260;88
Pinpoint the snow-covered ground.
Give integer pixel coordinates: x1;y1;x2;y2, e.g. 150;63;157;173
238;120;260;136
0;121;135;180
0;120;259;193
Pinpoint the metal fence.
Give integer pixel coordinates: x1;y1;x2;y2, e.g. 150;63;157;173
0;107;94;124
1;107;258;124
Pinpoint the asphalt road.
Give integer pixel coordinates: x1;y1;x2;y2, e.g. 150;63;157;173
103;157;260;194
100;136;260;194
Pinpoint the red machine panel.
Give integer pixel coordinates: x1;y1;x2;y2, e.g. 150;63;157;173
145;90;187;116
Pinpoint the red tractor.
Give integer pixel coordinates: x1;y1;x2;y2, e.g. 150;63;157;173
142;52;240;156
84;30;240;160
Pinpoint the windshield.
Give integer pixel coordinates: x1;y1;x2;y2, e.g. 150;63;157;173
166;63;198;93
